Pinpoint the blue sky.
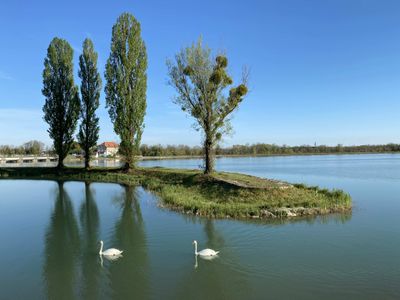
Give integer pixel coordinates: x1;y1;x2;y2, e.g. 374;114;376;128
0;0;399;147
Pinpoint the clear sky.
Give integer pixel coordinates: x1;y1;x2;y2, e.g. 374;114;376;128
0;0;399;147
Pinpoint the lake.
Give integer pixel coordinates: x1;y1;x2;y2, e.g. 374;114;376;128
1;154;399;299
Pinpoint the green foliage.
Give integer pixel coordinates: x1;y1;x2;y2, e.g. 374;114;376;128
23;140;45;155
78;38;101;169
68;140;81;155
42;37;80;168
0;141;52;156
105;13;147;169
167;39;248;174
140;144;203;156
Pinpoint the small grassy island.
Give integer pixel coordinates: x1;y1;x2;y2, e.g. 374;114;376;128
0;167;351;219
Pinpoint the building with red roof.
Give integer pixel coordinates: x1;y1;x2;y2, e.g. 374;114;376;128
97;141;119;157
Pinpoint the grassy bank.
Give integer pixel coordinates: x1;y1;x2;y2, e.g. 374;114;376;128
0;166;351;219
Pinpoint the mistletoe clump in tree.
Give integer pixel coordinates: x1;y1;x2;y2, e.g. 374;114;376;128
167;39;248;174
77;38;101;169
105;13;147;170
42;37;80;169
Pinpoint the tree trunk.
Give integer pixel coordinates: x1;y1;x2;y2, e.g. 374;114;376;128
84;149;90;170
123;142;138;172
204;137;214;174
57;155;65;169
124;161;131;171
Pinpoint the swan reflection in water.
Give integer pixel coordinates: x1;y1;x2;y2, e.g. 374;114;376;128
194;253;219;269
100;252;123;267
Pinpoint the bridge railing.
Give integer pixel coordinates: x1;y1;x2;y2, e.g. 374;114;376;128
0;156;58;164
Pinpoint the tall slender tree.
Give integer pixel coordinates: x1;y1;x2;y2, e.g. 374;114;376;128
105;13;147;170
167;39;248;174
42;37;80;169
78;38;101;169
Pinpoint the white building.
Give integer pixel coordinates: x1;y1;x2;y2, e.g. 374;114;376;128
97;142;119;157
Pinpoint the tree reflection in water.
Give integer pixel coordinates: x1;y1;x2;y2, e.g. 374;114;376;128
42;183;150;299
79;182;101;299
43;181;81;300
106;186;150;299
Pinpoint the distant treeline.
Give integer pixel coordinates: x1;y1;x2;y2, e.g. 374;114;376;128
0;140;47;156
2;142;399;157
140;143;400;157
0;140;79;156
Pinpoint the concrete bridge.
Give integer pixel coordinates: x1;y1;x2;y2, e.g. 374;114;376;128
0;156;58;164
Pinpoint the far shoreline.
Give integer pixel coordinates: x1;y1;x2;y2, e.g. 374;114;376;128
137;151;400;161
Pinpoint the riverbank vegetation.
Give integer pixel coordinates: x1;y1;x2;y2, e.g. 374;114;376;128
0;166;351;219
1;142;400;158
139;143;400;157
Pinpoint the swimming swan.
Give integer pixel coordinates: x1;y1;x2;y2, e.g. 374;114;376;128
99;240;123;256
193;240;219;257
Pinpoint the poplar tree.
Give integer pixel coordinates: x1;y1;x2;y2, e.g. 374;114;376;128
167;39;248;174
42;37;80;169
78;38;101;169
105;13;147;170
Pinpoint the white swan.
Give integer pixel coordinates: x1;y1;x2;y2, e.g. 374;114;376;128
193;240;219;257
99;240;123;256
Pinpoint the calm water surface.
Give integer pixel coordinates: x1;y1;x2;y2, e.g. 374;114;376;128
1;154;399;299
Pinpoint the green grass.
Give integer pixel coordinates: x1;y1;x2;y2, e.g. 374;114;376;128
0;166;351;219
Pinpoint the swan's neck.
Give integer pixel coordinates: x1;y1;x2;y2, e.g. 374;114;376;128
99;242;103;255
194;242;198;255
